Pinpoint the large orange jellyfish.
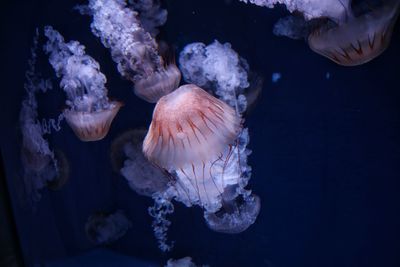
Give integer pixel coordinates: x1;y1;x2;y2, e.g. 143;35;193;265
143;84;260;237
241;0;400;66
85;0;181;102
44;26;122;141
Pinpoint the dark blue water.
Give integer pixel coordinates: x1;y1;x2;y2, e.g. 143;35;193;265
1;0;400;266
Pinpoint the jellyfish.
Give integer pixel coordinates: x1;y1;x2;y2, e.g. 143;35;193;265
177;41;261;233
143;85;260;235
127;0;168;37
44;26;122;141
204;191;261;234
165;257;208;267
143;84;242;208
85;210;132;244
139;41;260;250
111;128;169;197
179;40;263;114
83;0;181;103
19;30;69;202
308;0;400;66
240;0;400;66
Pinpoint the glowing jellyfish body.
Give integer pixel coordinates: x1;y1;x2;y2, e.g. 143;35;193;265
308;0;400;66
85;210;132;244
111;129;169;197
204;193;261;234
143;84;260;230
44;26;122;141
143;84;242;172
86;0;180;102
241;0;400;65
143;84;242;209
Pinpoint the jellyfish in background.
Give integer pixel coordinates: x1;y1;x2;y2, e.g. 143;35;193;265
308;0;400;66
110;128;169;197
85;210;132;244
127;0;168;37
143;84;243;210
84;0;181;103
165;257;209;267
241;0;400;66
44;26;122;141
178;40;264;114
20;30;69;202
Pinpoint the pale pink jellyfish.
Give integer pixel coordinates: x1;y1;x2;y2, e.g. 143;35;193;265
85;0;181;103
44;26;122;141
241;0;400;66
143;84;242;174
308;0;400;66
143;84;260;233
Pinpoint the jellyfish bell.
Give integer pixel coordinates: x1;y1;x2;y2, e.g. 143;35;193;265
308;0;400;66
143;84;242;170
64;100;123;142
134;63;181;103
204;193;260;234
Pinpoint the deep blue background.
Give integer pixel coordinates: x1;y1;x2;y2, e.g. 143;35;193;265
1;0;400;266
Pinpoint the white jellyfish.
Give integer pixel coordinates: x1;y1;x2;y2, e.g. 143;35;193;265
84;0;181;103
240;0;400;66
165;257;209;267
20;29;69;202
85;210;132;244
111;128;170;197
127;0;168;37
178;41;250;113
44;26;122;141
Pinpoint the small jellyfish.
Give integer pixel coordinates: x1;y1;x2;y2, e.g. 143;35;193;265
204;190;260;234
244;0;400;65
134;63;181;103
85;0;181;102
165;257;207;267
308;0;400;66
44;26;122;141
85;210;132;244
111;128;169;197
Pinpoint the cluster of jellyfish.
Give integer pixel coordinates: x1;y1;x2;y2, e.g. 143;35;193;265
19;0;399;255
